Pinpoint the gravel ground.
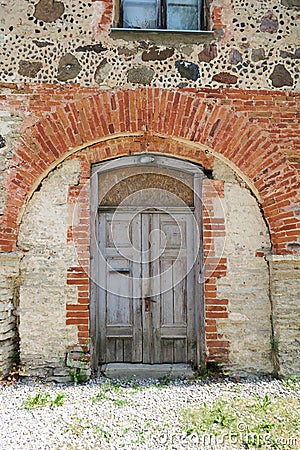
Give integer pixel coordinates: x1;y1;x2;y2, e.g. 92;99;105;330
0;376;299;450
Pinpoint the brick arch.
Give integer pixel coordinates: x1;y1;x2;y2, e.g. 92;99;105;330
1;88;299;254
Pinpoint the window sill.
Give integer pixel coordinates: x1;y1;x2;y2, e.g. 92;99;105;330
110;28;215;46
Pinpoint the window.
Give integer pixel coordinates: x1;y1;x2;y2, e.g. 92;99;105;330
114;0;210;31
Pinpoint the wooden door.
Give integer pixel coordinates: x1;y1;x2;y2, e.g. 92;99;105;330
98;207;196;365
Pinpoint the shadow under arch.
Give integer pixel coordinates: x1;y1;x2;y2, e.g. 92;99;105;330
21;132;261;221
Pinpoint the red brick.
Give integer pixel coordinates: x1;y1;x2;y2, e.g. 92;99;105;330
67;278;89;285
206;305;227;312
66;319;89;325
67;311;89;318
207;347;229;355
66;304;89;311
206;312;228;319
205;325;217;333
207;340;229;348
205;299;228;305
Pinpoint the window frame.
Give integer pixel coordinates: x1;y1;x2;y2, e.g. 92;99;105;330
113;0;211;31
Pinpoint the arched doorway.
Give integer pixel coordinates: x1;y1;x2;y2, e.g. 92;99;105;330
90;154;205;374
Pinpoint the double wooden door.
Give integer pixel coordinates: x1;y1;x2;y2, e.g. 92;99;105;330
98;207;197;364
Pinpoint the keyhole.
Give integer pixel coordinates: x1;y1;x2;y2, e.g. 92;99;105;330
144;297;151;312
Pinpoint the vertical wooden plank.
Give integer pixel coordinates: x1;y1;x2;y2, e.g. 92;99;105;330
155;212;191;364
114;0;121;27
161;339;174;363
100;210;143;363
98;212;108;364
173;259;187;324
132;212;143;362
193;173;205;367
174;339;187;362
150;213;162;364
106;338;116;362
141;212;152;363
106;264;131;325
204;0;210;30
116;339;124;362
90;167;100;372
161;259;174;325
123;338;132;362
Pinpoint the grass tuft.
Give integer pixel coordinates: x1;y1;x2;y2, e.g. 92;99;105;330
181;394;300;449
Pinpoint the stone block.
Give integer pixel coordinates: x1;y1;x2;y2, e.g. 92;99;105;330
269;259;300;377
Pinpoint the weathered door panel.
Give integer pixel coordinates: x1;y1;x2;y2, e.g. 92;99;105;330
98;208;196;365
144;212;194;364
98;211;142;363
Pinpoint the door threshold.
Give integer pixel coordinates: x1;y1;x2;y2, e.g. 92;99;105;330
100;363;194;380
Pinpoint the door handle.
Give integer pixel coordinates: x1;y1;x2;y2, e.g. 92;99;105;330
109;267;130;273
144;296;157;303
144;296;157;312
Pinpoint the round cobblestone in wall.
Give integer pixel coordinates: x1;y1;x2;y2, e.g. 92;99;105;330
0;135;5;148
33;0;65;23
142;46;175;61
260;10;279;33
57;53;82;81
94;58;113;84
18;60;43;78
127;66;155;85
175;60;200;81
269;63;294;87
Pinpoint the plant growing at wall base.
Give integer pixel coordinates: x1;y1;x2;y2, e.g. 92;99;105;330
68;366;88;384
157;370;173;387
283;375;299;390
270;334;280;376
194;361;228;380
66;348;90;384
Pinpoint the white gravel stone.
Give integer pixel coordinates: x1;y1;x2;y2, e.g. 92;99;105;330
0;376;298;450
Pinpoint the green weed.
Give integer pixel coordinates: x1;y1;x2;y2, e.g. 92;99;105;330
65;415;91;436
66;416;112;443
253;393;272;412
182;399;236;435
157;371;173;387
92;381;129;406
195;361;229;380
68;367;88;384
23;392;65;409
93;424;112;443
284;375;299;391
50;392;66;407
23;392;50;409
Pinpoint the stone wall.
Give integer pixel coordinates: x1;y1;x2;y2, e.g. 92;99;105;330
269;257;300;377
0;0;299;379
0;253;21;376
14;148;275;378
17;160;80;380
0;0;298;90
215;163;273;375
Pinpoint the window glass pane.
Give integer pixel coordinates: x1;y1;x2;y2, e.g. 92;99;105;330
123;0;157;29
167;0;199;30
